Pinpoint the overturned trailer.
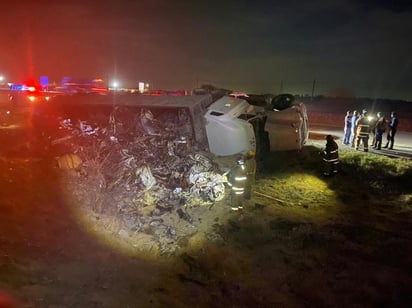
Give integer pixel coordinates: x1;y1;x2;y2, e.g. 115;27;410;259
32;93;211;152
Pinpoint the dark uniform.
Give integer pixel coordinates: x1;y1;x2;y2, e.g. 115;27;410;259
228;156;247;210
372;113;386;150
383;111;399;150
322;135;339;176
355;110;370;152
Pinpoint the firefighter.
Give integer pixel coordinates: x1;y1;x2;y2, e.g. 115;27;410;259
355;109;370;152
321;135;339;176
244;150;257;200
227;156;247;211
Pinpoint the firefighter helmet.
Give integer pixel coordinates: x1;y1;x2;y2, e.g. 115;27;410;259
247;150;256;157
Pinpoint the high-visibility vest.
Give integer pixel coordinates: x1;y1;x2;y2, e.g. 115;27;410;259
228;164;247;196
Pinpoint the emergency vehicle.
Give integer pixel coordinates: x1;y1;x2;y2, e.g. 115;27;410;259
8;83;52;105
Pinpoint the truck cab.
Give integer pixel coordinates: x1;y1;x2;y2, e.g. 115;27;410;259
234;93;309;152
205;95;267;156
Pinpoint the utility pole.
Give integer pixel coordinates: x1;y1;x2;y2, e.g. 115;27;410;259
311;79;316;101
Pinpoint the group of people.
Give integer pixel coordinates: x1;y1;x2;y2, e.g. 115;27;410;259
322;109;399;176
230;109;400;206
343;109;399;151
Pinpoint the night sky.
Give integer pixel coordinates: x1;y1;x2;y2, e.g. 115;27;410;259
1;0;412;100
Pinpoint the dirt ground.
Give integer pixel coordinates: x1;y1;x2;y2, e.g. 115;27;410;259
1;135;412;307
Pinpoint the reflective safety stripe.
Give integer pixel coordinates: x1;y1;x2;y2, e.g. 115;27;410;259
232;187;245;191
235;176;247;181
330;150;338;153
323;158;339;162
357;124;370;133
234;191;244;195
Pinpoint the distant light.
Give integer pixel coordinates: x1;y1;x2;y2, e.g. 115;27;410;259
138;82;145;93
27;96;36;102
112;81;119;88
0;76;4;82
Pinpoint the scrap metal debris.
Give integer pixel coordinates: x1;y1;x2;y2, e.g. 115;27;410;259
47;105;230;255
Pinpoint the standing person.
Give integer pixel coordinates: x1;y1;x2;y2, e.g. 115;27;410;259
349;110;359;147
244;150;257;200
321;135;339;176
227;156;247;211
355;109;370;152
369;113;378;148
383;111;399;150
372;112;386;150
343;110;352;145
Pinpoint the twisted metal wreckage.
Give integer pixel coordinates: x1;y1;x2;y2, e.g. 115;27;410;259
33;95;239;249
55;106;228;199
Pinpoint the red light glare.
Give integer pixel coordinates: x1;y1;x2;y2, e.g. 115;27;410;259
91;87;108;93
